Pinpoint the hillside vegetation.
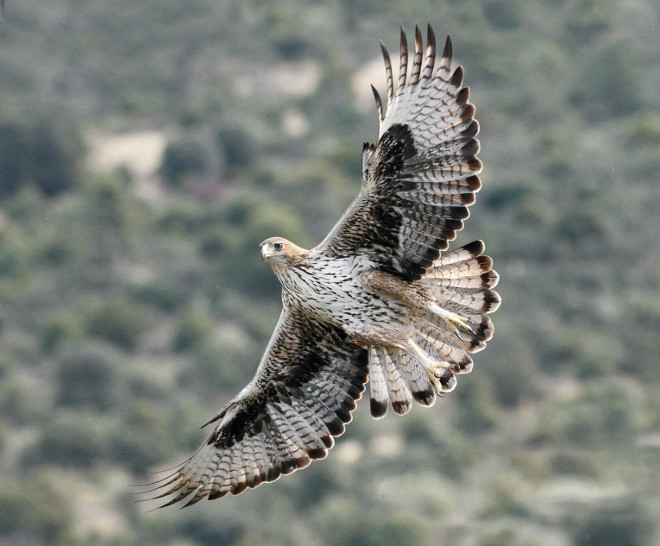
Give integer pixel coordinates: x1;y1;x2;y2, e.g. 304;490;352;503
0;1;659;544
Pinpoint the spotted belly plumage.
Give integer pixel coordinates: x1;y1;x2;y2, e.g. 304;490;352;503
278;253;412;340
275;244;499;418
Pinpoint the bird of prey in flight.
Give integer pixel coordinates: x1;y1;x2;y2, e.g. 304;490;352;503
145;24;500;508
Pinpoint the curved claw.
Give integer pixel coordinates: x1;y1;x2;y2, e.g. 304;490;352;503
443;312;475;335
427;360;451;392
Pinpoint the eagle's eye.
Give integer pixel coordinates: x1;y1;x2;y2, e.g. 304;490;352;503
273;242;284;251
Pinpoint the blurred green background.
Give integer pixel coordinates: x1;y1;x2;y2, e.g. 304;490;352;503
1;0;659;544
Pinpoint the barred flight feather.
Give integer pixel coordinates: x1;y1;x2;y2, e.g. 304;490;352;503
398;351;436;406
140;311;367;507
382;347;414;415
368;347;390;418
317;25;483;281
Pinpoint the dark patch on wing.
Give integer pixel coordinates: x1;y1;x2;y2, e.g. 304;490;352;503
144;311;368;507
210;318;366;451
316;27;482;281
316;118;479;281
374;123;417;180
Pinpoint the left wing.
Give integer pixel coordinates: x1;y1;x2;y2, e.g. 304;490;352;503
315;25;482;281
142;309;367;507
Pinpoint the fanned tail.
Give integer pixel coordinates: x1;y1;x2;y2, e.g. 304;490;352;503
368;241;499;418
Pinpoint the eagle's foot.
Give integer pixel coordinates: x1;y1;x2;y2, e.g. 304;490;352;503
407;339;451;389
427;360;451;392
428;304;475;335
442;312;474;335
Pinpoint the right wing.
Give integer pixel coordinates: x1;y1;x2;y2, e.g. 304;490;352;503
142;309;367;507
315;25;482;281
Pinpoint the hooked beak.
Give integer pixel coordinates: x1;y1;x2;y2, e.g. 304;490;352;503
260;242;271;261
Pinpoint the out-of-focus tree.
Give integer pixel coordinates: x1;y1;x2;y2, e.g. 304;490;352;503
0;116;83;197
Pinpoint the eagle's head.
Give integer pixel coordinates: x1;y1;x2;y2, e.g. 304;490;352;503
260;237;308;267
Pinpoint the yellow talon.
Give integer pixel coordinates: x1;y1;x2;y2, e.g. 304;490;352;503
407;340;454;391
443;312;474;334
427;360;451;391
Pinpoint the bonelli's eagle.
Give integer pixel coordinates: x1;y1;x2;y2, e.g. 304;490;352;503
145;24;500;507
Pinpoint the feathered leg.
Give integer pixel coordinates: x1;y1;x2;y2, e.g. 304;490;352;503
363;241;499;417
412;240;499;392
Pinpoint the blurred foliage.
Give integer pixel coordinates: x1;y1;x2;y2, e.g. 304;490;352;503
55;344;123;410
0;0;659;544
0;481;71;543
0;115;84;197
161;133;214;186
82;298;148;351
172;304;213;352
571;497;654;546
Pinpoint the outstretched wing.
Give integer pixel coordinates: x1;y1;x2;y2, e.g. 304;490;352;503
315;25;482;281
143;310;367;508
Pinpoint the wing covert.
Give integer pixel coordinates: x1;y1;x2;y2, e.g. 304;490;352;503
143;310;367;508
316;25;482;281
